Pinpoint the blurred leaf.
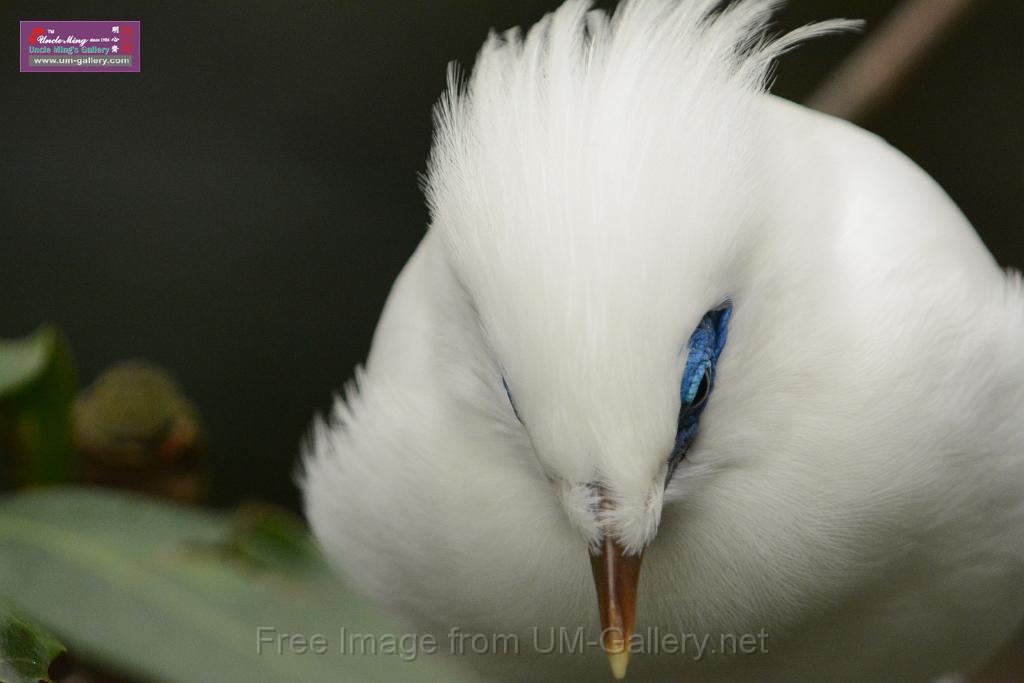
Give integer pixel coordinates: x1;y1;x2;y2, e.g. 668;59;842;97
0;331;50;398
0;610;65;683
0;327;77;486
221;503;320;575
0;488;459;683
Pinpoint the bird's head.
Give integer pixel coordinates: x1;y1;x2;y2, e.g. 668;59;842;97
423;0;859;677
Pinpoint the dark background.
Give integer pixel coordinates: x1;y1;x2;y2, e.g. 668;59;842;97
3;1;1022;510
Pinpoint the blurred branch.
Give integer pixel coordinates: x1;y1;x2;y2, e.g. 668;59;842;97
807;0;980;123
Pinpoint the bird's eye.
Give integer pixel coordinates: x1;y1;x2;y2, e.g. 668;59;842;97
690;365;712;410
502;376;523;423
669;303;732;474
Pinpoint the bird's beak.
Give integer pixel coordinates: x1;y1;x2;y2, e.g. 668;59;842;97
589;534;643;679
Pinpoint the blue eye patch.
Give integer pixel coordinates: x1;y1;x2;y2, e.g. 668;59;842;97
669;303;732;474
680;304;731;404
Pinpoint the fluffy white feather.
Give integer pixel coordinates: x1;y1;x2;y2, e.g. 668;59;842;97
302;1;1024;680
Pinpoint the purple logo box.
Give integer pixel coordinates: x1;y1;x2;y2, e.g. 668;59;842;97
20;21;140;72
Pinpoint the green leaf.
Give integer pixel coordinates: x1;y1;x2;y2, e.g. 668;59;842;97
220;503;321;575
0;330;51;398
0;488;460;683
0;610;65;683
0;327;77;486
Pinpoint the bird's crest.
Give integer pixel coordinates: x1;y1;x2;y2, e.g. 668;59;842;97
420;0;859;488
425;0;858;232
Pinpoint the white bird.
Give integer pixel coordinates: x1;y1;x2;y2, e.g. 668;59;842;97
302;1;1024;680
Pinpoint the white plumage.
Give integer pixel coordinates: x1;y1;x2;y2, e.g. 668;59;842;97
302;1;1024;680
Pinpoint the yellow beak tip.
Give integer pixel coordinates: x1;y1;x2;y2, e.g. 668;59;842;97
607;649;630;679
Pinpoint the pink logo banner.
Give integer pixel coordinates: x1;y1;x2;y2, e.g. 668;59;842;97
20;20;140;72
